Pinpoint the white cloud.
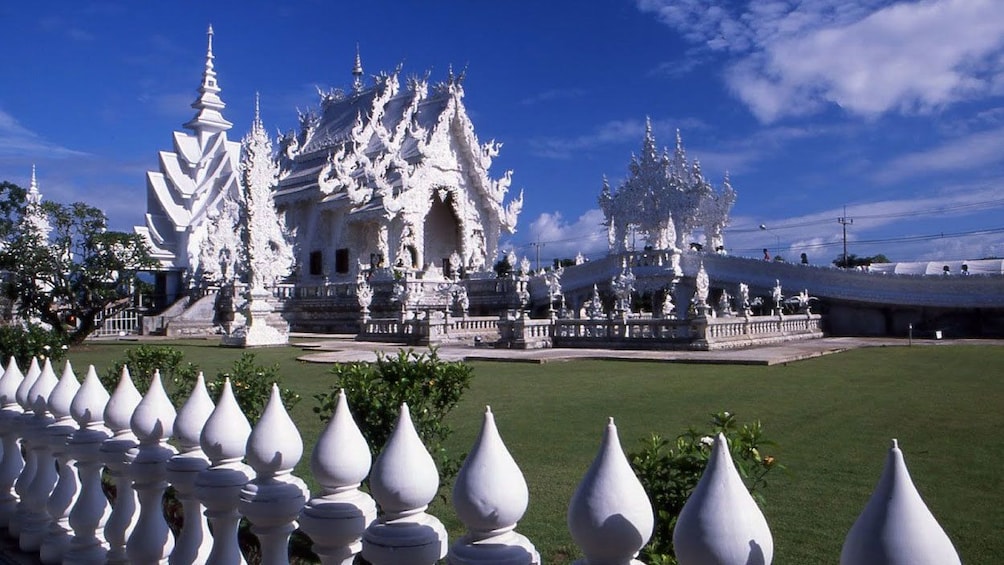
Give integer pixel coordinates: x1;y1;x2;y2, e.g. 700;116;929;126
639;0;1004;122
528;117;707;159
508;209;609;263
874;126;1004;183
0;109;88;159
520;88;587;106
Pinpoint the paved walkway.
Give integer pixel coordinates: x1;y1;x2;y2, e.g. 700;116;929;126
291;335;992;366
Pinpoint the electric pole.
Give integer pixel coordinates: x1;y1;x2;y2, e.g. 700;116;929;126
531;238;545;272
837;206;853;268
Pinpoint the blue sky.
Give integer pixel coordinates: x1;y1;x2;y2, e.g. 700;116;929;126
2;0;1003;266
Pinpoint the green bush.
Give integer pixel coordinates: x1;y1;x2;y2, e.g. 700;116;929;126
315;348;473;481
103;344;198;398
206;352;300;424
0;323;68;368
629;411;781;565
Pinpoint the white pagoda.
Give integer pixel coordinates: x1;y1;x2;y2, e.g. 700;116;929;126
273;57;523;281
135;25;241;299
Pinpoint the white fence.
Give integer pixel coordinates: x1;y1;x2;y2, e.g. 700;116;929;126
0;356;962;565
90;306;140;338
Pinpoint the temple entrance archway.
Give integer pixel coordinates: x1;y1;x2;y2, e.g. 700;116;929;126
424;191;461;271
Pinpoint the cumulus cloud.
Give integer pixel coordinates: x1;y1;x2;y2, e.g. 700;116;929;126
507;209;609;263
638;0;1004;122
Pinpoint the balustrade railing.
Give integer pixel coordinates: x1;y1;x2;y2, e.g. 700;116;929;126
0;356;962;565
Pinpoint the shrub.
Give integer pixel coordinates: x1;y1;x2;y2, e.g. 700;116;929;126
206;352;300;424
629;411;781;564
314;348;473;481
102;344;198;398
0;323;68;367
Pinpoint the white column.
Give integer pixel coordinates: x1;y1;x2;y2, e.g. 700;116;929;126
240;384;309;565
449;406;539;564
840;439;961;565
126;370;177;564
166;372;215;565
40;360;81;564
10;357;41;537
0;357;25;526
568;418;653;565
195;379;252;565
100;366;142;564
673;432;773;565
63;366;112;564
362;403;447;565
299;390;375;565
19;358;60;551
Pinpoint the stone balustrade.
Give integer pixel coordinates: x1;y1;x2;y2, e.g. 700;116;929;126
0;356;963;565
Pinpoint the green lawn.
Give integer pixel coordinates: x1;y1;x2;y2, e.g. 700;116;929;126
60;340;1004;564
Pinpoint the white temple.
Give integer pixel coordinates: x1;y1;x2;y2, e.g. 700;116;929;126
135;26;242;297
273;57;523;281
137;27;523;304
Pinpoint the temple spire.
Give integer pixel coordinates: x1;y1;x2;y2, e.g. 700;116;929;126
184;24;233;136
28;165;39;199
352;44;364;93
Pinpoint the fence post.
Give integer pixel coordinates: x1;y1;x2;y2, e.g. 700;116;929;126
0;357;25;526
240;385;309;565
840;439;961;565
40;361;81;563
20;358;60;551
299;390;376;565
195;379;252;565
101;366;142;564
166;373;215;565
449;406;539;564
11;357;41;538
673;433;773;565
126;370;178;563
362;403;447;565
568;417;653;565
63;366;111;564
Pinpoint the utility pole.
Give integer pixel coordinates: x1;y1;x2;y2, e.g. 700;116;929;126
837;206;853;268
531;238;545;272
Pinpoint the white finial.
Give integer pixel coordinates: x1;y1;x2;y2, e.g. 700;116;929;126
29;165;38;194
310;389;371;490
0;357;24;407
674;432;774;565
207;24;214;58
199;378;251;464
70;366;109;429
246;384;303;477
28;358;59;415
840;440;961;565
103;366;142;435
47;360;80;421
173;372;215;452
352;43;364;92
16;358;42;411
129;370;176;444
568;418;653;565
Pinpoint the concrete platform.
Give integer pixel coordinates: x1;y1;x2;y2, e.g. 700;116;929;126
291;335;996;366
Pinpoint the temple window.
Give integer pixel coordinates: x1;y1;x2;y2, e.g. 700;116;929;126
309;251;323;276
335;248;350;274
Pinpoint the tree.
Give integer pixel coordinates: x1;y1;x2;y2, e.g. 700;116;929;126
832;253;891;268
0;181;155;344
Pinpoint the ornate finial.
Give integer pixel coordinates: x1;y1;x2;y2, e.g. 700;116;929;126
352;43;364;93
207;25;214;58
184;23;233;134
29;165;38;194
254;92;260;123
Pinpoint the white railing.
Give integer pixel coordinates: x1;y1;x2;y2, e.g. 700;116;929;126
90;306;141;338
0;356;962;565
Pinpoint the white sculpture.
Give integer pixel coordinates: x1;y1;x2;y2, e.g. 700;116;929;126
599;121;735;255
586;285;605;320
693;262;710;309
772;279;783;313
661;287;677;319
611;259;636;316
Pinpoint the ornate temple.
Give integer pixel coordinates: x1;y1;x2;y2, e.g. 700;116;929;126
137;27;522;304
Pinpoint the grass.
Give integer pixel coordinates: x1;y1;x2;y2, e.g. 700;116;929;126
57;340;1004;564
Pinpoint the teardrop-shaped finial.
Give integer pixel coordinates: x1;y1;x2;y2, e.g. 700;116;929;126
47;360;80;420
70;366;110;429
104;365;142;435
370;403;439;520
568;418;653;564
130;370;176;444
453;405;529;538
0;357;24;406
28;358;59;415
311;389;372;493
16;357;41;410
174;372;215;453
200;378;251;465
246;384;303;478
674;432;774;565
840;439;961;565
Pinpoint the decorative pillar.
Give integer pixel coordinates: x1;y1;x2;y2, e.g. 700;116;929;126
20;358;60;552
166;373;215;565
299;390;375;565
673;433;773;565
10;357;41;537
195;379;252;565
840;439;961;565
100;366;142;564
63;366;112;564
126;370;178;564
240;384;309;565
362;403;447;565
568;418;653;565
40;361;81;564
449;406;538;564
0;357;25;526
